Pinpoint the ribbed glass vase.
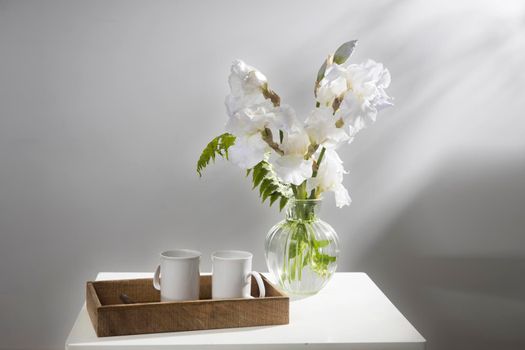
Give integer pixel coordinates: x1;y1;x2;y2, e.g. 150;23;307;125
265;199;340;296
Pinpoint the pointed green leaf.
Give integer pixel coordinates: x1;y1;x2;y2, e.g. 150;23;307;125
251;163;260;182
262;184;278;202
253;166;267;189
279;196;289;211
269;192;280;206
259;178;272;197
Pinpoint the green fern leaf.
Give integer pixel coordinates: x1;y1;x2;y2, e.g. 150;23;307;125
259;178;271;197
252;162;265;189
279;196;289;211
248;161;292;211
196;133;236;177
262;184;278;202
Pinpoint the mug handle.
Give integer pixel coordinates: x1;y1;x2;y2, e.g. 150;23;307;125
153;265;161;291
248;271;266;298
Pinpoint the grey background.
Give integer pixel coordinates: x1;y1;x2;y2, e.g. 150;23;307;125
1;0;525;349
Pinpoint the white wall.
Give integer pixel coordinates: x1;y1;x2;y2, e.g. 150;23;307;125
1;1;525;349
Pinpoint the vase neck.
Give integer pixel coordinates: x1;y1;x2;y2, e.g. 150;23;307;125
286;199;322;222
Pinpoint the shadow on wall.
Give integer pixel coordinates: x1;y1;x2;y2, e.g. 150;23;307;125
355;156;525;350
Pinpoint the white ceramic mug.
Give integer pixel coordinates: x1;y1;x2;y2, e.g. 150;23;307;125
211;250;265;299
153;249;201;301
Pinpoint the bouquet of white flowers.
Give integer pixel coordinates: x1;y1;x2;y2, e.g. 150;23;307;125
197;40;391;209
197;41;392;294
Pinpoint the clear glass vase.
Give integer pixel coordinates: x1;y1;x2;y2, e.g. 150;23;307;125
265;199;340;296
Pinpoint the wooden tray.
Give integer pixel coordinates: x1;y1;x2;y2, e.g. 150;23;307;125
86;274;289;337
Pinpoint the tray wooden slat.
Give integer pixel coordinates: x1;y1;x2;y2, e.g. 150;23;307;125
86;275;289;337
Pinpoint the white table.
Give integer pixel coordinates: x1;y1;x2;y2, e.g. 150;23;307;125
66;272;425;350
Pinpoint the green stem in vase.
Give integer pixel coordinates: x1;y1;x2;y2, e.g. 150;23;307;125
281;200;337;284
